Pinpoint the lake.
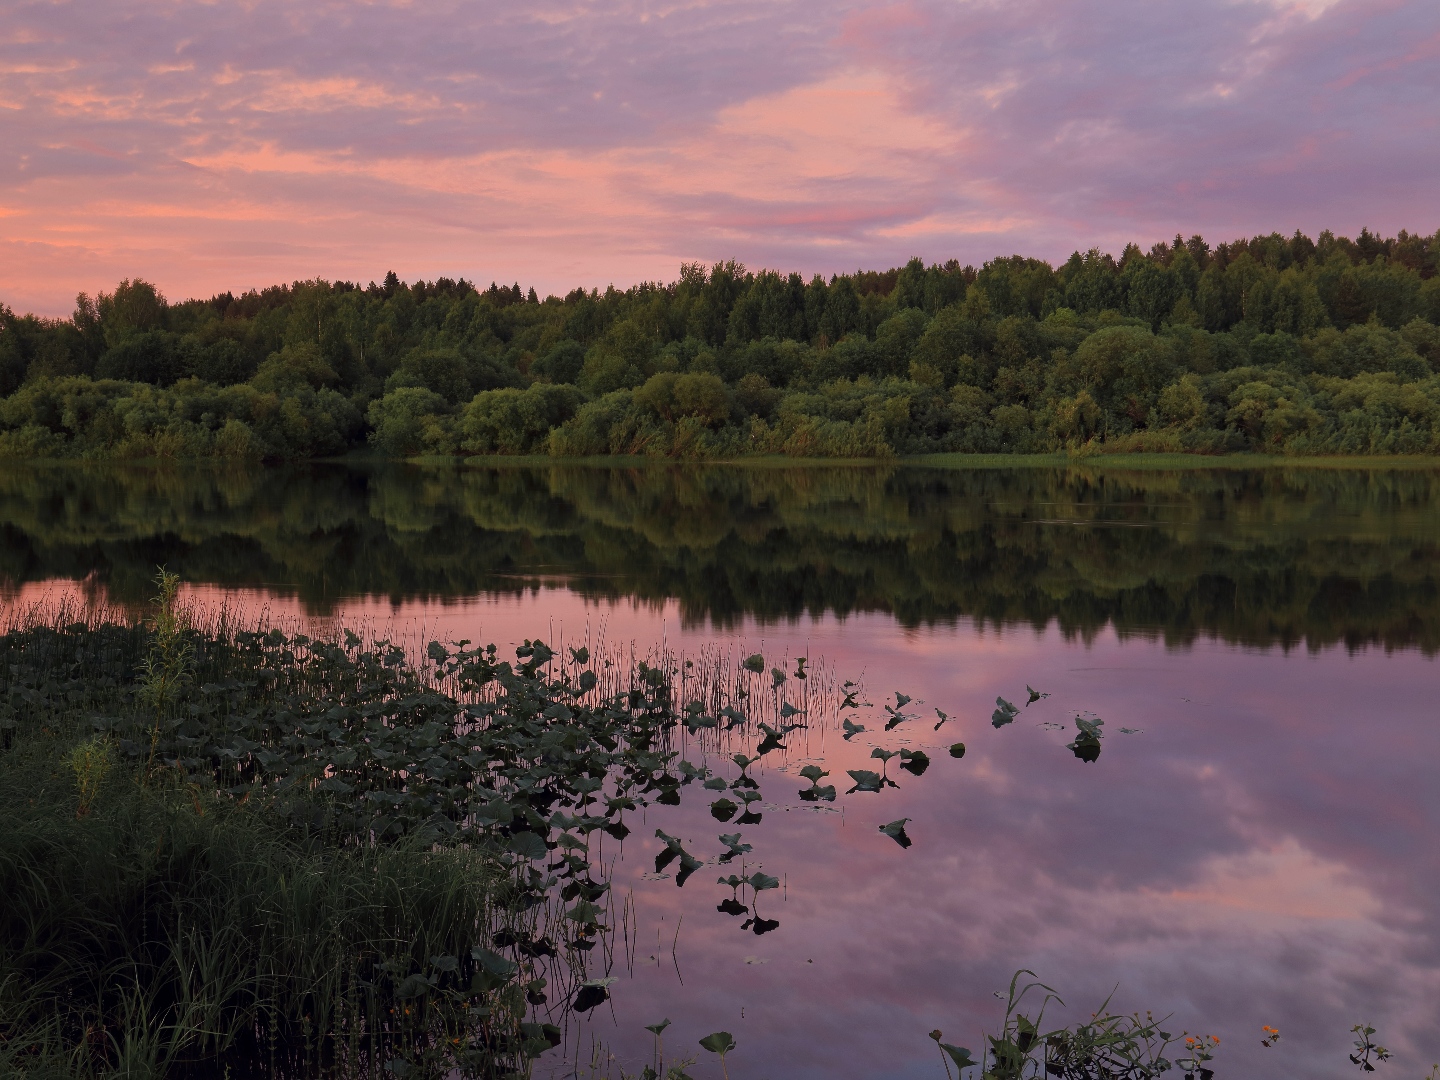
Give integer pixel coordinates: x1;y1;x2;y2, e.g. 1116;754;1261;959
2;460;1438;1078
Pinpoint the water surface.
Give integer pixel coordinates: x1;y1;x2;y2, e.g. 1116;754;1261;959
3;461;1438;1078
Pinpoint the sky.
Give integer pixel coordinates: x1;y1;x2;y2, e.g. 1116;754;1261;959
1;0;1438;316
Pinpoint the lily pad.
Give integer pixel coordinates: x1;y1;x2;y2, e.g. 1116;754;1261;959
992;697;1019;728
879;818;913;848
899;749;930;776
846;769;884;793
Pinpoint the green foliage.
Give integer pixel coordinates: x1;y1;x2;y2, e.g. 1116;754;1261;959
4;229;1440;459
698;1031;736;1080
368;386;454;455
1349;1024;1390;1072
933;971;1195;1080
0;622;550;1078
459;383;584;454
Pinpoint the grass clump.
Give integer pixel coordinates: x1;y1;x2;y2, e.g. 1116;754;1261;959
0;582;824;1077
0;594;563;1078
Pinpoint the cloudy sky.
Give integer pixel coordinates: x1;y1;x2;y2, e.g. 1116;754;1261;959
1;0;1437;314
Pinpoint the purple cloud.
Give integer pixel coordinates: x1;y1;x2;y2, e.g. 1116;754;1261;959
0;0;1435;315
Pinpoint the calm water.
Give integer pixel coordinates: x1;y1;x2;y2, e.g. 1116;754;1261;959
3;461;1439;1078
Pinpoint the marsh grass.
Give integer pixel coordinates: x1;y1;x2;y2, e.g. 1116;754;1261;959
0;605;566;1078
0;586;855;1079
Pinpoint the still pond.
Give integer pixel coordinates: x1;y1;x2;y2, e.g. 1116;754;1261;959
2;460;1438;1078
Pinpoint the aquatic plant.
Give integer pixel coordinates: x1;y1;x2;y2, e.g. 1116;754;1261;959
930;971;1207;1080
1349;1024;1390;1072
698;1031;736;1080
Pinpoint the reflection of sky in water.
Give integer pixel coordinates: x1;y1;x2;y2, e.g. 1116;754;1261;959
9;582;1439;1078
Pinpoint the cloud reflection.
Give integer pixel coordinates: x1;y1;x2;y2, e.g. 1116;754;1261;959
11;579;1433;1076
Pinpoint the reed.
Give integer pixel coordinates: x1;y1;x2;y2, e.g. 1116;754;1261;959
0;582;850;1078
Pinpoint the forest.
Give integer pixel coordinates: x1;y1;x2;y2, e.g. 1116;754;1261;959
2;227;1439;459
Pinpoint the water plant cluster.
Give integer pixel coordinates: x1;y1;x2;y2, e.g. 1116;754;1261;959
0;577;986;1077
2;579;1418;1078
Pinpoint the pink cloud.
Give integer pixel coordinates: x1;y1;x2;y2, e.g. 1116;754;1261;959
1;0;1437;315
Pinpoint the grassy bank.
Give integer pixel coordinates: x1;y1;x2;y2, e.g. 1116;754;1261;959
0;581;839;1078
0;604;569;1079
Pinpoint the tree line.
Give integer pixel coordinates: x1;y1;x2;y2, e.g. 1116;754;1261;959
2;227;1439;459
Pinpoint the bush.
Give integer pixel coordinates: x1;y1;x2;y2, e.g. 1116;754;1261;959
459;384;582;454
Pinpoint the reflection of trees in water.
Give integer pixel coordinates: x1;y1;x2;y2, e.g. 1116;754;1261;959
2;461;1440;651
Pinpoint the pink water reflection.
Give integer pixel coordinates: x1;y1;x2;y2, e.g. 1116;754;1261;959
9;580;1438;1078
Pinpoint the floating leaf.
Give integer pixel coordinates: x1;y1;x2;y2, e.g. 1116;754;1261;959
710;798;738;822
717;833;753;863
675;852;702;887
846;769;884;793
703;776;728;791
719;705;746;729
1026;685;1049;705
684;712;718;734
949;742;967;758
573;982;610;1013
756;723;787;754
879;818;913;848
798;783;836;802
842;718;866;740
992;697;1019;728
1067;717;1104;762
899;749;930;776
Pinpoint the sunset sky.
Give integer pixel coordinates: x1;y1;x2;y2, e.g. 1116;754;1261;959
2;0;1437;315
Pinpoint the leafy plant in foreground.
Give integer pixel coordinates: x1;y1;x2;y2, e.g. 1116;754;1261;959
930;971;1204;1080
698;1031;736;1080
1349;1024;1390;1071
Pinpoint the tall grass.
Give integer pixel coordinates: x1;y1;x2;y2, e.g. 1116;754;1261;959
0;600;554;1079
0;582;849;1078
